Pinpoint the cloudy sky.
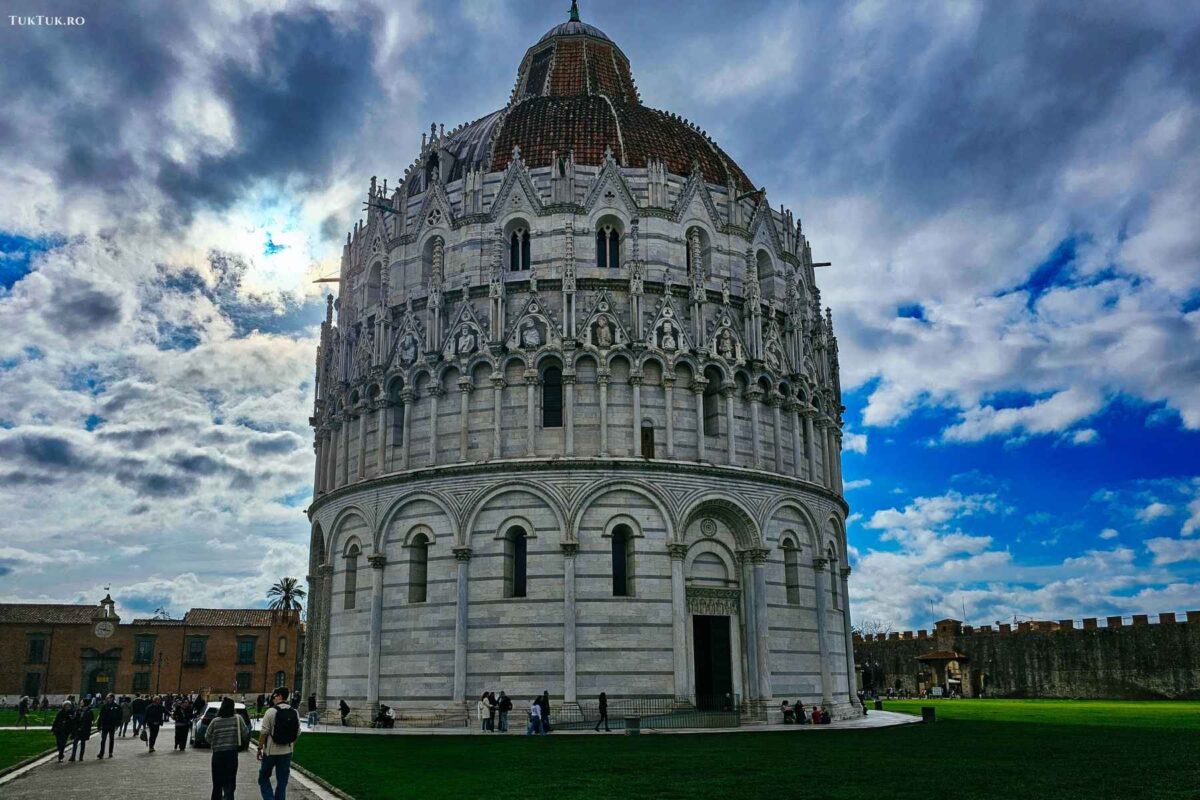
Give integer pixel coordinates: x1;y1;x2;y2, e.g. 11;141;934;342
1;0;1197;629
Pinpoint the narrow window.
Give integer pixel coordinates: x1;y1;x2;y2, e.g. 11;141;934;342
278;636;287;656
596;225;620;269
542;366;563;428
784;544;800;605
612;524;635;597
235;672;252;692
26;636;46;663
703;383;720;436
275;671;287;688
640;422;655;459
236;637;256;665
828;548;839;609
504;526;528;598
509;228;530;271
409;533;429;603
607;228;620;269
344;544;360;610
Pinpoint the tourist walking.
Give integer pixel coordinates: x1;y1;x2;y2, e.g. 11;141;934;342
497;692;512;733
70;699;93;761
338;699;350;727
51;701;73;762
258;687;300;800
594;692;610;732
17;695;30;728
173;700;191;750
97;693;121;758
144;695;164;752
119;695;133;736
525;698;544;736
306;693;318;729
539;691;552;733
206;697;249;800
134;694;144;729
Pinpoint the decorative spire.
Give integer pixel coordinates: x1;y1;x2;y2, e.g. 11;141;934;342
569;0;580;22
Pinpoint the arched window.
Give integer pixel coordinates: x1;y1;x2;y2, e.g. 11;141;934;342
409;533;429;603
509;228;531;271
703;366;722;436
783;542;801;606
274;671;286;688
542;366;563;428
278;636;287;655
611;524;635;597
343;544;360;610
366;262;382;306
596;224;620;269
756;249;775;299
640;420;655;459
503;526;528;598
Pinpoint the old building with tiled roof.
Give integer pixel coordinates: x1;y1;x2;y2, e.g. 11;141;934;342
1;594;302;700
306;2;853;723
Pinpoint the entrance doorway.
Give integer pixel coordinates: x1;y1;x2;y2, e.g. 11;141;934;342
87;666;113;696
692;615;733;710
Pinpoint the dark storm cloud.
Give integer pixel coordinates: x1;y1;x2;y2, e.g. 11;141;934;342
247;432;304;456
0;431;86;471
155;9;381;214
49;284;123;335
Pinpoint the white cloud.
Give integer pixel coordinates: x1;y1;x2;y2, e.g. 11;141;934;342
1137;502;1175;523
1100;528;1119;540
842;431;868;454
1146;537;1200;566
843;478;872;491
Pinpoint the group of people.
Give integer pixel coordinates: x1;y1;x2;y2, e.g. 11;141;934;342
475;691;516;733
779;700;833;725
8;695;49;727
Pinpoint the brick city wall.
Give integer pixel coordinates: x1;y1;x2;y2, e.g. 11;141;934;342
853;612;1200;699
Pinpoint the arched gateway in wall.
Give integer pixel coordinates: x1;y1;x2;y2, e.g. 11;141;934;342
304;4;856;722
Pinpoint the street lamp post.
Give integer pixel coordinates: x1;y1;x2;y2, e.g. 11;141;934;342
155;652;163;694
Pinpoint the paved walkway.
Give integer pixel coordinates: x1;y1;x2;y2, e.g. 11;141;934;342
0;733;328;799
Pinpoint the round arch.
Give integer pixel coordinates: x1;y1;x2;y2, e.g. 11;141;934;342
568;480;676;544
759;497;821;551
462;482;569;548
327;505;373;556
678;495;761;549
376;491;459;553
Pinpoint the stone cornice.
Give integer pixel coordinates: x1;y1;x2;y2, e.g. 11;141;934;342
368;554;387;569
452;545;473;562
307;456;850;519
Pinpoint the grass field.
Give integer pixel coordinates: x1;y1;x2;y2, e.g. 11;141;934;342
0;731;54;773
0;709;56;727
290;699;1200;800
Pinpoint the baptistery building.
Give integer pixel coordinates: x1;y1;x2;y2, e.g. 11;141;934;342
305;4;856;720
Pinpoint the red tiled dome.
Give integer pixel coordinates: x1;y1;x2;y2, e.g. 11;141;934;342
441;7;754;192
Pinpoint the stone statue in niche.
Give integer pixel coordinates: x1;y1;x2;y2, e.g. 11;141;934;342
521;320;542;349
594;314;614;348
765;341;782;372
355;328;373;376
399;332;419;365
456;325;477;356
660;321;677;352
717;327;736;360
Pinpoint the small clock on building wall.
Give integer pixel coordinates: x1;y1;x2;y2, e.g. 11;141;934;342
94;621;115;639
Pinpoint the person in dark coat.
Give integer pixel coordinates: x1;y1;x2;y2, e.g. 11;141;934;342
70;700;94;761
131;694;147;735
51;701;73;762
339;699;350;727
17;696;30;728
119;695;133;737
306;693;319;729
537;691;551;734
97;694;121;758
594;692;610;732
172;701;191;750
144;695;165;752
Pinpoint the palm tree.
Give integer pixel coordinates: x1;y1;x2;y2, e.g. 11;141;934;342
267;577;306;622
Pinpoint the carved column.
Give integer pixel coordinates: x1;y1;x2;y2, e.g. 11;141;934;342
789;401;804;479
598;371;610;456
840;567;859;707
746;388;764;469
490;374;504;459
561;542;578;703
377;402;389;475
316;563;333;705
563;372;576;455
693;380;707;462
630;374;643;449
400;389;413;470
768;392;784;472
750;548;772;699
803;407;817;483
366;555;386;709
722;385;737;466
458;376;473;462
340;417;350;487
524;370;538;457
833;430;844;495
664;375;676;458
739;551;760;700
452;546;472;702
668;542;690;700
428;386;443;465
813;557;834;707
323;429;335;492
304;570;322;698
357;406;368;480
312;435;323;495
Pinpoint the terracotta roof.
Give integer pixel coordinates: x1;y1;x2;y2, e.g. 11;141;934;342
0;604;97;625
436;9;754;192
182;608;285;627
917;650;970;661
130;618;186;626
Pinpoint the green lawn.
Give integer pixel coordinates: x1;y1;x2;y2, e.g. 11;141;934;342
0;731;55;773
0;709;55;727
290;700;1200;800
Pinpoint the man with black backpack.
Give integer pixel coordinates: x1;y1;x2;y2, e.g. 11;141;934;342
258;686;300;800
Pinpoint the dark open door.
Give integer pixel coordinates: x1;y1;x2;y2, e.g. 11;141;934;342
692;615;733;710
